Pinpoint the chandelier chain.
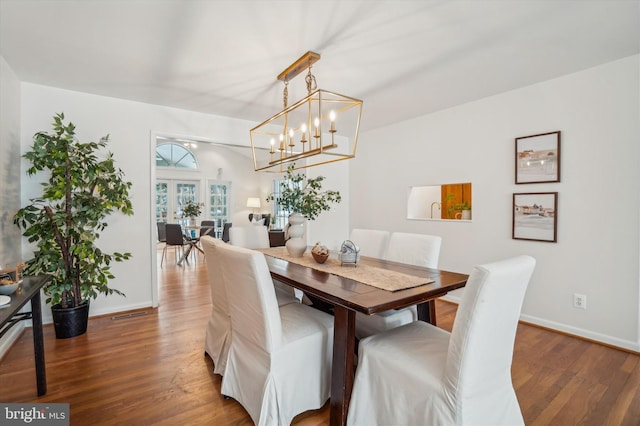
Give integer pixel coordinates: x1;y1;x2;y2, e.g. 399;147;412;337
283;80;288;109
305;64;317;94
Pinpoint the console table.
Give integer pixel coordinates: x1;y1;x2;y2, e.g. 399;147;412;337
0;275;49;396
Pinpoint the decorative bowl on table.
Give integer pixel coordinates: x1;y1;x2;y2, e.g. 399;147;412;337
0;274;21;295
311;242;330;264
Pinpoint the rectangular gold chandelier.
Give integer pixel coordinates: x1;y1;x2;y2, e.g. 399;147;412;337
250;51;363;172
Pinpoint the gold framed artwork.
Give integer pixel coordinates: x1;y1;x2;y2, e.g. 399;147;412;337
512;192;558;242
515;131;560;184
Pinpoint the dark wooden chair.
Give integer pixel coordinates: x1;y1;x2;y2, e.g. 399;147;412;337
222;223;232;242
157;221;167;243
200;220;216;237
162;224;188;267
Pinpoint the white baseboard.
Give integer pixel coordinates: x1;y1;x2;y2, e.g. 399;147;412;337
0;322;25;360
40;301;154;324
439;295;639;353
519;313;640;353
85;301;153;319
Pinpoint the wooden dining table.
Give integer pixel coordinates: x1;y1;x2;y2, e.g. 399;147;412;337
262;251;468;426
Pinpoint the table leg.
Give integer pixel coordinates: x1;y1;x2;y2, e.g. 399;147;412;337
177;245;192;266
416;299;437;325
31;291;47;396
192;243;204;255
330;306;356;426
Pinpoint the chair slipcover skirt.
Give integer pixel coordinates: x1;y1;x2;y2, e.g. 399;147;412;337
348;255;535;426
348;321;454;425
222;303;333;425
202;236;298;377
201;236;232;376
218;243;334;426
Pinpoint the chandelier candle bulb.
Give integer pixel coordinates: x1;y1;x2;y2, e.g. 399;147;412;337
329;110;336;132
289;128;295;148
279;134;285;151
300;123;307;145
270;138;275;154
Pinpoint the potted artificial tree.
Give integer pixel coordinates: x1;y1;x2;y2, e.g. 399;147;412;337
14;113;133;339
266;164;341;257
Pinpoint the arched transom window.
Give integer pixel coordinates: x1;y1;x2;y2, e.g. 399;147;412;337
156;142;198;169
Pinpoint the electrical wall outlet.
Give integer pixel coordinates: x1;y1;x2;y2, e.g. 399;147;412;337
573;293;587;309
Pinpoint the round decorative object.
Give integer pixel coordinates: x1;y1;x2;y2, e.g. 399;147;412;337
0;281;21;295
311;242;330;264
286;213;307;257
312;252;329;264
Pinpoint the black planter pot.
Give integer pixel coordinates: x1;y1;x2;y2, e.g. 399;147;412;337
51;301;90;339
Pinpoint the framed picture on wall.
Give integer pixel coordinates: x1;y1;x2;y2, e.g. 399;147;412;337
512;192;558;242
515;131;561;184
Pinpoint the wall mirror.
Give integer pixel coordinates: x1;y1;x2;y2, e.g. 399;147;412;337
407;182;472;221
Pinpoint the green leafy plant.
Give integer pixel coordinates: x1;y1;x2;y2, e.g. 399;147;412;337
444;194;471;219
266;164;342;220
14;113;133;308
181;200;203;218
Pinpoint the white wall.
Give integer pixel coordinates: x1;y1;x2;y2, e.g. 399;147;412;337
19;83;350;322
0;55;22;265
19;84;259;321
0;56;25;355
351;55;640;351
307;160;351;252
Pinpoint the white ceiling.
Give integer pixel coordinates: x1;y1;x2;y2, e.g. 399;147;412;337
1;0;638;132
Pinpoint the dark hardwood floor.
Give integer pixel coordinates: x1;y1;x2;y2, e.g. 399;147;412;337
1;248;639;425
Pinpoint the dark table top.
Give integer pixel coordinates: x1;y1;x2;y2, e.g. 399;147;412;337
0;276;49;327
264;254;468;314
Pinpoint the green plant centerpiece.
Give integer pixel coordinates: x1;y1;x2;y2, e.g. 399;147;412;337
181;200;203;220
267;164;341;256
14;113;133;338
267;164;342;220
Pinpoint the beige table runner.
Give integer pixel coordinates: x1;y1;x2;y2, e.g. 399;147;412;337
259;247;434;292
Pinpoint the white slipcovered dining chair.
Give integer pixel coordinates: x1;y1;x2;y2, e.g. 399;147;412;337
218;242;334;426
229;226;300;305
202;234;298;377
355;232;442;339
201;236;231;376
347;255;536;426
349;228;389;259
229;225;270;249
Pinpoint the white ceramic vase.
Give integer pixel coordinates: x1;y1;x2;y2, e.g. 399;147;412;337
286;213;307;257
455;210;471;220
